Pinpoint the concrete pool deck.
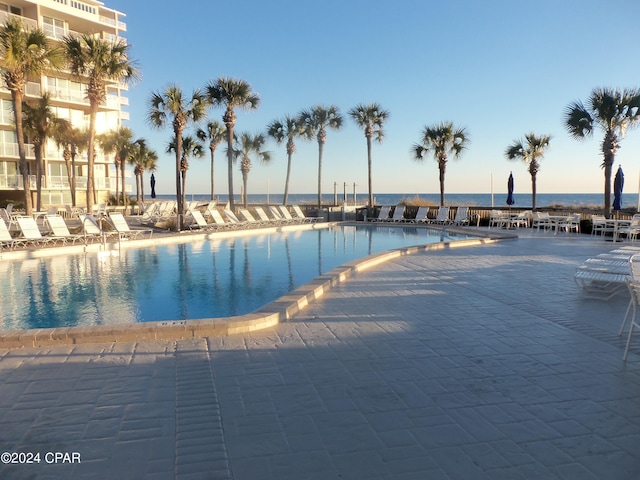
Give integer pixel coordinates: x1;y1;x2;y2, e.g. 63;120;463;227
1;227;640;479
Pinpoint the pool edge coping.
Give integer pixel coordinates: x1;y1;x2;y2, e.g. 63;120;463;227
0;225;516;349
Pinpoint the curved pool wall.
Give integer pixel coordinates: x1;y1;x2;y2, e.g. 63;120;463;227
0;222;516;348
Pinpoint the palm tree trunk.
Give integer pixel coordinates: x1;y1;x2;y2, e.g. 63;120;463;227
603;160;613;218
531;174;537;210
366;134;373;206
283;151;292;206
173;129;183;231
11;90;33;215
70;148;77;207
210;145;215;201
226;124;235;210
317;140;324;209
121;158;127;208
438;158;447;206
242;171;248;209
87;105;98;208
35;146;43;212
114;161;119;204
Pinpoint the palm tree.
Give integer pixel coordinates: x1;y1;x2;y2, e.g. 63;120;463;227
348;103;390;207
167;134;204;212
299;105;343;208
196;120;226;201
63;33;139;209
22;93;69;211
565;87;640;217
99;126;134;206
505;133;552;210
267;116;304;205
0;18;62;215
412;121;469;206
232;132;271;209
128;138;157;205
148;84;207;230
52;125;88;207
206;77;260;211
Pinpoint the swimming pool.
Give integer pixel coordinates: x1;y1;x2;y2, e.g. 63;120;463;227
0;225;470;331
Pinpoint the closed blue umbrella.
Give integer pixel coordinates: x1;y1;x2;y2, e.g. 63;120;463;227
150;173;156;199
506;172;515;206
613;166;624;211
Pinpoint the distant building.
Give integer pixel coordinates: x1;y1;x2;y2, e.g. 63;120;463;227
0;0;129;207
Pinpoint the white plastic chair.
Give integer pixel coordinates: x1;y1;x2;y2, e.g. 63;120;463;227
622;277;640;361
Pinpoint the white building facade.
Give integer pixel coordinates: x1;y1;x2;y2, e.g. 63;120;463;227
0;0;129;207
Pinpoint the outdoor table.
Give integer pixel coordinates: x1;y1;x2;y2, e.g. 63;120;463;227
547;215;569;232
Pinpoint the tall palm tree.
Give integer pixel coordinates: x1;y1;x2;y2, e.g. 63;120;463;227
148;84;207;230
128;138;157;205
196;120;226;200
565;87;640;217
299;105;343;208
412;121;469;206
99;126;134;206
505;133;552;210
0;18;62;215
22;93;68;211
63;33;139;209
232;132;271;208
167;134;204;212
52;125;88;207
206;77;260;211
348;103;390;207
267;115;304;205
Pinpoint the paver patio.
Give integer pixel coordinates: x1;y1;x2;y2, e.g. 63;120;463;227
0;229;639;479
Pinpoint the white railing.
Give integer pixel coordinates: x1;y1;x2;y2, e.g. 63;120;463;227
0;174;20;188
0;11;38;30
0;142;35;158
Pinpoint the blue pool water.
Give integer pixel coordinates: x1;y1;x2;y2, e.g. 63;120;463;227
0;225;469;330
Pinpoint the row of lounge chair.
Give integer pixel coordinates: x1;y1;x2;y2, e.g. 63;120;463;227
184;205;320;231
573;246;640;361
369;205;470;225
0;212;152;251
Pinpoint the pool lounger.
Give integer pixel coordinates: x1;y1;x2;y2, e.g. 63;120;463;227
574;269;629;300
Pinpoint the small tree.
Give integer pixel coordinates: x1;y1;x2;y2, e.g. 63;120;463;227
505;133;552;210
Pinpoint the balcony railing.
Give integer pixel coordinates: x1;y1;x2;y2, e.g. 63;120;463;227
0;11;37;30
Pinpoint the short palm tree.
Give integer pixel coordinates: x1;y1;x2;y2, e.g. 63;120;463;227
505;133;552;210
0;18;62;215
167;135;204;211
267;116;304;205
64;33;139;209
565;87;640;217
51;125;88;207
99;126;134;206
299;105;343;208
412;121;469;206
196;120;226;201
128;138;157;205
232;132;271;208
22;93;69;211
206;77;260;211
348;103;390;207
148;84;207;230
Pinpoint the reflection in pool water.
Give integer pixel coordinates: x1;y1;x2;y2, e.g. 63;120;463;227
0;225;467;330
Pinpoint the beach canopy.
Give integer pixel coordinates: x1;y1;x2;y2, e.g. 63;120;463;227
150;173;156;199
506;172;515;206
613;166;624;211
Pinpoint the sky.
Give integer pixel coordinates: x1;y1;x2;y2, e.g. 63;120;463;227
104;0;640;198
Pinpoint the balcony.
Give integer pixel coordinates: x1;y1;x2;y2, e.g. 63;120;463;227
0;11;37;30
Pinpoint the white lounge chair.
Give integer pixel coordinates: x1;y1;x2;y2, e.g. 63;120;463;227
269;206;293;224
185;209;214;231
239;208;266;227
451;207;469;226
206;208;233;230
429;207;450;225
291;205;319;223
370;206;391;222
622;277;640;360
108;212;153;239
224;209;249;228
45;214;86;245
16;216;57;246
0;218;25;250
254;206;281;225
406;206;430;223
386;205;405;222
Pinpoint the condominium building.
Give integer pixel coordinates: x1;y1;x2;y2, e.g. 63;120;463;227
0;0;129;207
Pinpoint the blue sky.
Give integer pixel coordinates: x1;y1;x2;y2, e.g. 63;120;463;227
105;0;640;198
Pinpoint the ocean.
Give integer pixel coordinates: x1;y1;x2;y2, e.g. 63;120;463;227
153;192;640;209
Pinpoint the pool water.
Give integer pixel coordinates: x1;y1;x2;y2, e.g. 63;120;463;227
0;225;467;330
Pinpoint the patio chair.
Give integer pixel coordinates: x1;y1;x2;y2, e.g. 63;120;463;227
269;205;293;224
291;205;319;223
489;210;507;228
428;207;450;225
369;206;391;222
0;207;18;232
0;217;25;250
254;206;281;225
622;277;640;361
532;212;551;231
451;207;470;226
617;215;640;242
278;205;299;224
108;212;153;239
556;213;581;233
79;214;118;241
239;208;266;227
44;214;86;245
405;206;430;223
206;208;233;230
224;209;249;228
184;209;214;231
16;216;58;246
386;205;406;222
